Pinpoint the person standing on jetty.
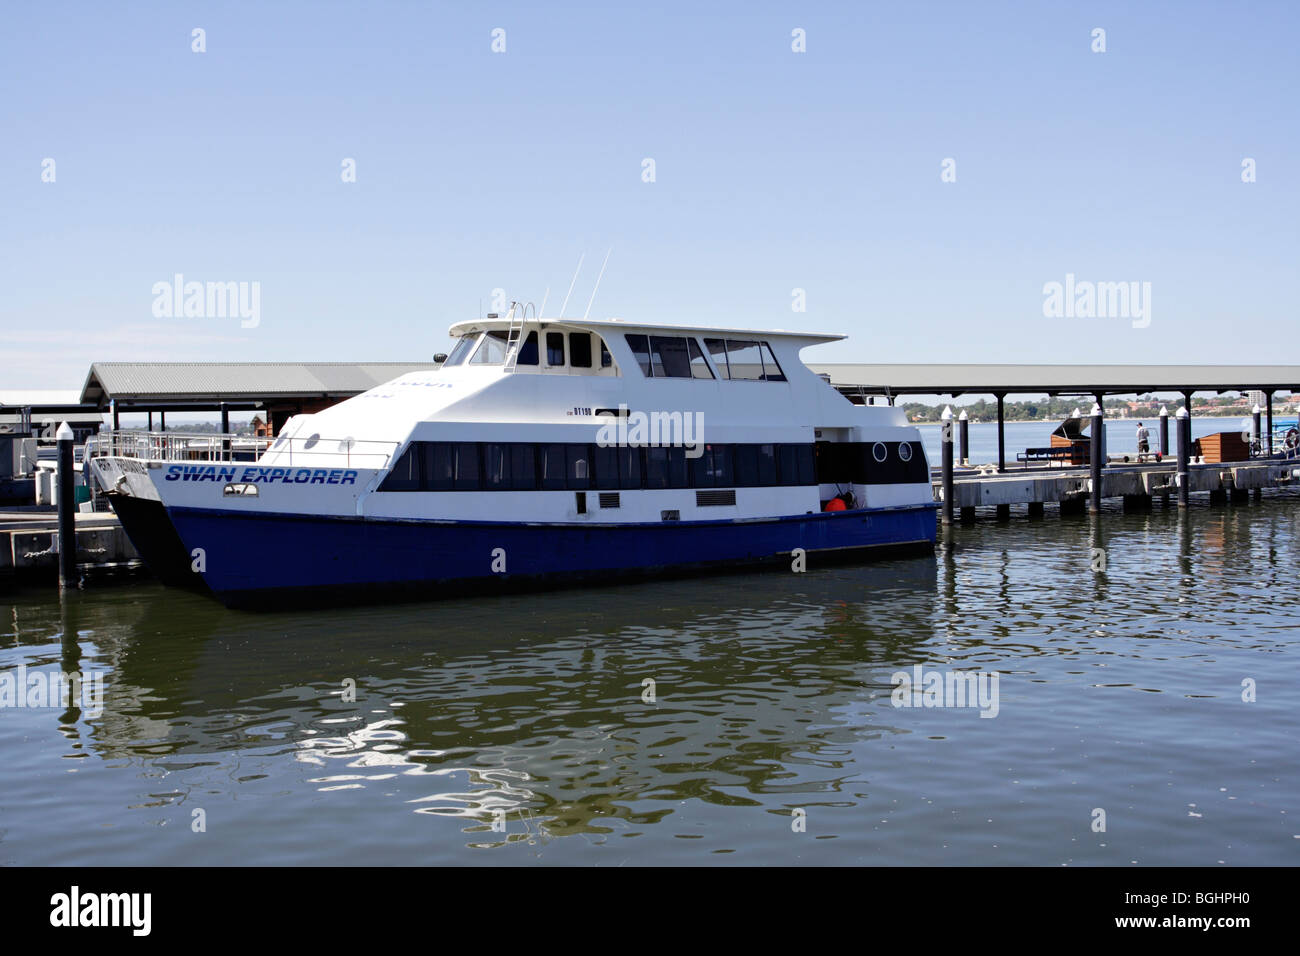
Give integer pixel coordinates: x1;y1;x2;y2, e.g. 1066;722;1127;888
1135;421;1151;456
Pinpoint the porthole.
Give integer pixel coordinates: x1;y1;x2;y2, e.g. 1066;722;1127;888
304;433;320;450
872;442;888;462
898;441;913;462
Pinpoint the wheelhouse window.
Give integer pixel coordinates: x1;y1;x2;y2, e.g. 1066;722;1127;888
470;330;512;365
516;331;539;366
443;334;477;367
546;332;566;366
570;333;593;368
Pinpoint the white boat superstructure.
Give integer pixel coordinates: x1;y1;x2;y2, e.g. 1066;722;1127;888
90;313;937;606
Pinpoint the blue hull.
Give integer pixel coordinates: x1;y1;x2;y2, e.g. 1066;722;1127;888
166;505;937;608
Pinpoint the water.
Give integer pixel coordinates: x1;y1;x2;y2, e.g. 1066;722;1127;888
2;495;1299;865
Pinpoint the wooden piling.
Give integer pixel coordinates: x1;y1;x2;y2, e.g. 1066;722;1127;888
56;422;76;589
941;406;954;526
1089;403;1103;513
1176;406;1190;508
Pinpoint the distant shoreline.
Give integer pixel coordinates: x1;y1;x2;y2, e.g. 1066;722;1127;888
914;413;1294;427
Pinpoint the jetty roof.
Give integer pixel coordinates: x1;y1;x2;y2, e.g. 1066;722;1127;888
79;362;439;409
807;364;1300;397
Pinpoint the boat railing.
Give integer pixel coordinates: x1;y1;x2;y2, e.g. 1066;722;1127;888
86;430;401;470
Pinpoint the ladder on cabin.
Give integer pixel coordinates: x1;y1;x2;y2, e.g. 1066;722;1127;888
503;301;524;372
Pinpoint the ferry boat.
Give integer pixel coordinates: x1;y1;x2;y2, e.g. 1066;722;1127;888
89;314;937;607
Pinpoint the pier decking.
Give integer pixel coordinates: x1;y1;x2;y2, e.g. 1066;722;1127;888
0;510;140;584
933;458;1296;519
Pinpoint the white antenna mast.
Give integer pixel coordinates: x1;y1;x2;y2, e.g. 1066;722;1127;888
557;254;585;318
537;287;550;320
583;248;612;320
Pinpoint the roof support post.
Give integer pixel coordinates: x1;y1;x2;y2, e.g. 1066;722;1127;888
220;403;230;459
1266;391;1274;456
1089;402;1104;514
996;393;1006;473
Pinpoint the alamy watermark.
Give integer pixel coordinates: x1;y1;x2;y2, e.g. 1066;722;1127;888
152;273;260;328
890;665;1000;718
1;665;105;717
595;404;705;458
1042;273;1150;329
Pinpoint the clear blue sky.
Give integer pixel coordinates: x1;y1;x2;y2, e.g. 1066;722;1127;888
3;0;1297;389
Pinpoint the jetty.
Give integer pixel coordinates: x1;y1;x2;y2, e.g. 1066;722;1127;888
806;362;1300;523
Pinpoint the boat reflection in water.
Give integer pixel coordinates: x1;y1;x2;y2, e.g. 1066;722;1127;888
48;557;937;849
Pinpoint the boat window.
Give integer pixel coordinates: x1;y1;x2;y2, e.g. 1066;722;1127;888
702;338;785;382
649;336;692;378
601;341;612;368
470;330;511;365
690;443;734;488
510;444;536;490
778;444;816;486
539;443;567;490
724;340;764;380
733;444;756;486
645;446;670;489
427;442;454;490
617;445;641;489
688;338;714;379
452;442;479;489
483;443;509;489
443;334;477;367
378;444;422;491
570;333;593;368
382;441;832;491
626;334;652;376
546;332;566;366
516;331;539;366
756;443;777;485
704;339;729;378
795;444;816;484
567;445;591;489
666;447;688;487
593;444;619;489
758;342;785;381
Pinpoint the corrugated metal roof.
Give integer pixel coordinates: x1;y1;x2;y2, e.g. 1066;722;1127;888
80;362;438;406
807;364;1300;395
